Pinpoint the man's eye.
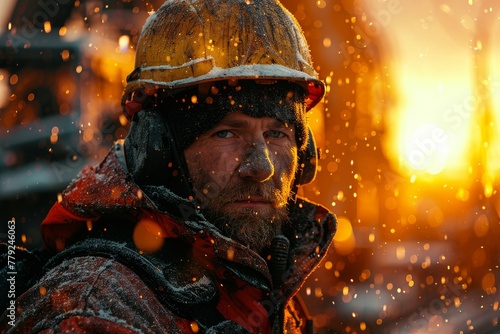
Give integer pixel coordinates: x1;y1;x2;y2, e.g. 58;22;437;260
215;130;234;138
267;130;286;138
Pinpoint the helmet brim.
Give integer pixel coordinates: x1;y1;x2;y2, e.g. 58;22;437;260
122;62;325;116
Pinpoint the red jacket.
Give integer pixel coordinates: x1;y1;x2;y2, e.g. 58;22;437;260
1;142;336;333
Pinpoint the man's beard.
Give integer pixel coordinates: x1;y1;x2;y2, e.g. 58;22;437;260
194;178;292;254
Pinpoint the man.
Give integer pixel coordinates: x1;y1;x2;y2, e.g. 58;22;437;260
1;0;336;333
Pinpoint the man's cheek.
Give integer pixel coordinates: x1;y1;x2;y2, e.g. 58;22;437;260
196;170;232;205
280;155;299;184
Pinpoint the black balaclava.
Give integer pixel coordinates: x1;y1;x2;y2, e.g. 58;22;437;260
158;80;308;152
124;80;308;209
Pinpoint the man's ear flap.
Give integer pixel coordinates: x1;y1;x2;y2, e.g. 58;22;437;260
295;126;318;186
124;110;193;199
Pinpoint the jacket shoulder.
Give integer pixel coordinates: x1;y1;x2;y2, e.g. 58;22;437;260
2;254;191;333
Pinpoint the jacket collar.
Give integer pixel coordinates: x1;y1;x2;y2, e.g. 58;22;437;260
41;141;336;297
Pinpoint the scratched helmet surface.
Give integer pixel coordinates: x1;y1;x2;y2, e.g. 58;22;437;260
122;0;325;117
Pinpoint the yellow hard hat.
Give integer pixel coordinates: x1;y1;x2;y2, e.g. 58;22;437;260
122;0;325;118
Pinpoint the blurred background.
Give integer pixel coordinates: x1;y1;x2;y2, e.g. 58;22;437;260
1;0;499;332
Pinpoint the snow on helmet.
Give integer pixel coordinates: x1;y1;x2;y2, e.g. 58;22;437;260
122;0;325;118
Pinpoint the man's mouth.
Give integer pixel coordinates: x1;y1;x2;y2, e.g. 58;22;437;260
235;196;271;202
229;196;275;208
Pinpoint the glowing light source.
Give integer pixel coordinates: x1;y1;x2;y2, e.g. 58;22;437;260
376;1;500;184
334;216;356;255
118;35;130;52
44;21;51;33
133;218;165;253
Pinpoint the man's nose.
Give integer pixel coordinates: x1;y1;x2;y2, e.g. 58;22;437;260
238;141;274;182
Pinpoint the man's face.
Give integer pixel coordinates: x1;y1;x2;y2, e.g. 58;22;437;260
184;112;298;253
